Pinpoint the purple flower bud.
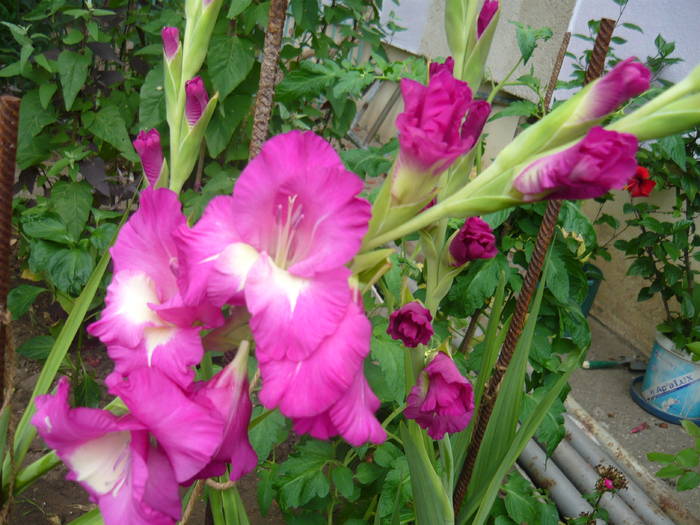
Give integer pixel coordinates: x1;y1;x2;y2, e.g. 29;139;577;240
161;27;180;60
132;129;163;186
449;217;498;266
396;67;491;175
404;353;475;440
583;58;650;120
429;57;455;78
514;126;638;201
387;302;433;348
477;0;499;39
185;77;209;126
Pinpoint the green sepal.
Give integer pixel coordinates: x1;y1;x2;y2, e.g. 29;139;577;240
170;92;219;193
446;0;480;76
154;158;169;189
164;49;183;132
350;248;395;276
182;0;225;81
460;9;500;90
608;93;700;142
400;421;455;525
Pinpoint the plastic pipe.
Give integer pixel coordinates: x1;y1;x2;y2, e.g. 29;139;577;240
564;414;675;525
517;440;603;523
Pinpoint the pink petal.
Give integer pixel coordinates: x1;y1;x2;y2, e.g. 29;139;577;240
246;257;351;361
87;270;161;349
258;301;370;418
208;242;260;307
106;325;203;389
232;130;370;274
189;352;258;482
109;368;224;483
329;372;386;447
174;195;240;305
111;188;184;299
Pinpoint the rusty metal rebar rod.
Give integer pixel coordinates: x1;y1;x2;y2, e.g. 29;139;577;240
453;18;616;516
248;0;289;159
0;95;20;409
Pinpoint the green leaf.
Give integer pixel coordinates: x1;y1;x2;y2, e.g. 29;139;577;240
7;285;46;320
228;0;253;18
291;0;319;31
658;135;687;170
522;387;566;456
376;455;411;518
62;28;83;45
332;465;355;499
65;509;104;525
47;248;95;296
400;422;451;524
56;49;91;111
681;420;700;438
50;181;93;241
355;462;384;485
491;100;538;120
503;474;536;524
22;215;73;244
38;83;58;109
138;64;165;130
510;22;553;64
249;407;289;461
675;448;699;468
370;322;406;404
83;104;137;161
17;335;55;361
208;35;255;100
622;22;643;33
545;246;569;303
206;94;252;157
18;89;57;141
374;442;402;468
677;471;700;491
89;223;118;252
655;464;685;478
647;451;675;463
74;373;101;408
277;440;333;508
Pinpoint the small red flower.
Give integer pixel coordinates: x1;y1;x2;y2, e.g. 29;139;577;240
626;166;656;197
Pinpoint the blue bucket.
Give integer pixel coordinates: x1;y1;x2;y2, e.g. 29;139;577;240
641;334;700;420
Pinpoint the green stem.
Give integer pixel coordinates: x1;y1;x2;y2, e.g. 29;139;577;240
487;58;524;105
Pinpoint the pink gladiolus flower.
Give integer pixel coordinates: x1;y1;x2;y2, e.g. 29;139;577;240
108;367;225;483
449;216;498;266
185;77;209;126
477;0;499;38
579;58;650;122
188;347;258;481
133;129;163;187
161;27;180;60
177;131;383;444
404;353;475;440
396;68;490;176
88;188;221;388
513;126;638;201
32;378;181;525
387;302;434;348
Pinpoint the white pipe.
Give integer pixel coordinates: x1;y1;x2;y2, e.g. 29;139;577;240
565;396;700;525
564;415;676;525
517;440;604;523
551;438;644;525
